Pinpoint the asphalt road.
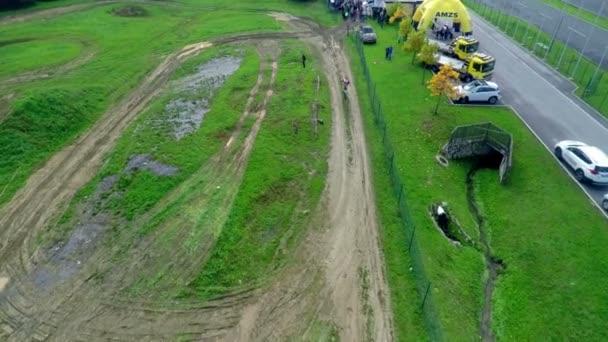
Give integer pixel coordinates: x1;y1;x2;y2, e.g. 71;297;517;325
565;0;608;16
476;0;608;69
471;12;608;214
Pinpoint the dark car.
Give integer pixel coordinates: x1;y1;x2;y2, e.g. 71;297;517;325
358;24;377;44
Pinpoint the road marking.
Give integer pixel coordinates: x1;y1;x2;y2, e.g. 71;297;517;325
473;13;608;135
471;14;608;218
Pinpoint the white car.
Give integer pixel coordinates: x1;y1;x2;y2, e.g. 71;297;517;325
454;80;501;104
554;140;608;184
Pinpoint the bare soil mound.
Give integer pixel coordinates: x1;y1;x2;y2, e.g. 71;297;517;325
111;6;148;17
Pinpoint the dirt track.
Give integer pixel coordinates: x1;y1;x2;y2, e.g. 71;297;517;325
0;7;394;341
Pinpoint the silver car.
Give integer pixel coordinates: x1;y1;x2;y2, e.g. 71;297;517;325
358;25;377;44
455;80;502;104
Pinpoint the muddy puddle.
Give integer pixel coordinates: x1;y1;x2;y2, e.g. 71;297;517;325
125;154;179;176
31;175;119;291
31;154;179;291
164;56;242;140
28;56;241;292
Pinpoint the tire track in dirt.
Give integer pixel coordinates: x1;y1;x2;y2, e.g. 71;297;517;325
44;41;281;342
0;32;311;276
217;19;395;342
0;11;394;341
0;50;95;87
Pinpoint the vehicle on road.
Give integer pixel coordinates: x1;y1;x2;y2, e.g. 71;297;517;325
603;194;608;211
554;141;608;184
427;52;495;82
429;36;480;61
357;24;377;44
454;79;501;104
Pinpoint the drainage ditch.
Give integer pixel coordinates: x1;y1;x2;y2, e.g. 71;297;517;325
465;150;505;342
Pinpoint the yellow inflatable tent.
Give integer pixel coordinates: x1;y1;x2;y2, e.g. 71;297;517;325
412;0;473;35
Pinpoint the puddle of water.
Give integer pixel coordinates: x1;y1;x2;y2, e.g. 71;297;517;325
32;217;109;291
98;174;118;192
164;56;242;140
124;154;179;176
28;57;241;292
31;175;119;291
165;99;210;140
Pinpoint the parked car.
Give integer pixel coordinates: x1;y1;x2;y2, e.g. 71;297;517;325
358;24;377;44
554;140;608;184
454;79;501;104
603;193;608;211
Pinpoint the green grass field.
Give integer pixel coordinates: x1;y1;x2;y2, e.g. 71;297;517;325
40;37;331;302
42;45;260;243
0;38;83;78
540;0;608;31
0;2;286;207
464;0;608;117
350;21;608;340
189;40;331;299
0;0;92;18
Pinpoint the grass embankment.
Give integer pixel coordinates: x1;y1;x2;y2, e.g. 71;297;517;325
540;0;608;31
189;40;331;299
0;39;82;77
0;2;284;207
350;22;608;340
0;0;92;18
464;0;608;117
175;0;338;27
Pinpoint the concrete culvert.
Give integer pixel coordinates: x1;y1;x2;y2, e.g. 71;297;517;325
436;154;449;167
442;122;513;184
430;203;473;246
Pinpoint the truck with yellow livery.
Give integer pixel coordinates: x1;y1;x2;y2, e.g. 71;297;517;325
428;51;495;83
429;36;480;61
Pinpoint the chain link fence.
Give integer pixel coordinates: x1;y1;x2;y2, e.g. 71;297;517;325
351;34;445;342
464;0;608;115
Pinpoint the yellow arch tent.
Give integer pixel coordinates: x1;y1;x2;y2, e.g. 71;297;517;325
412;0;473;35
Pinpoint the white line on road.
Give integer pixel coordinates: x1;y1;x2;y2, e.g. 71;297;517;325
474;13;608;135
473;14;608;219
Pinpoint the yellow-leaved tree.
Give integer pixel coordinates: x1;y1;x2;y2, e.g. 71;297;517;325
403;30;426;64
389;4;413;24
427;64;460;115
399;19;412;42
417;42;439;84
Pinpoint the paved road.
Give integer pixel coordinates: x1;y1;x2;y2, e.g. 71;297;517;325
472;12;608;214
565;0;608;17
476;0;608;69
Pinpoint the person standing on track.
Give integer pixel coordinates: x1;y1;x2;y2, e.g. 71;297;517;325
301;53;307;68
342;76;350;93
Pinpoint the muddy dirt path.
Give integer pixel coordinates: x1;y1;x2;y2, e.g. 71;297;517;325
0;12;393;342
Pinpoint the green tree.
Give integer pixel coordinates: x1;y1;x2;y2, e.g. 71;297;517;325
387;3;401;17
417;42;439;84
399;19;412;42
402;30;427;64
427;64;460;115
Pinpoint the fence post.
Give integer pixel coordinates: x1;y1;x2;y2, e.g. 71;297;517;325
408;225;416;252
383;125;388;142
421;281;431;310
398;186;404;204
